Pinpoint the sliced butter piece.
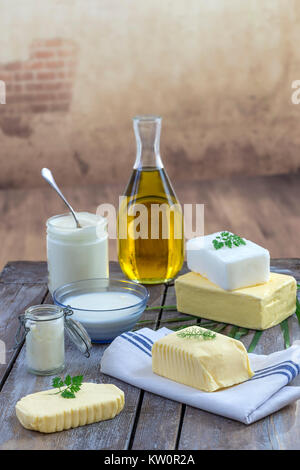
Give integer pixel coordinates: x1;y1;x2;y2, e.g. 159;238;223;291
175;272;296;330
16;383;124;433
152;326;254;392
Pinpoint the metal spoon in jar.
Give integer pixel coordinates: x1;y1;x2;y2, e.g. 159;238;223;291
41;168;82;228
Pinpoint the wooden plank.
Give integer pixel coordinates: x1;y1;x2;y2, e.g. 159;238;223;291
0;261;48;388
0;261;48;285
0;262;47;390
0;261;166;450
130;388;183;450
0;283;48;386
264;267;300;450
271;258;300;276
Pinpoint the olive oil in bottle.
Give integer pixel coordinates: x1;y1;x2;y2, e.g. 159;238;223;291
117;116;184;284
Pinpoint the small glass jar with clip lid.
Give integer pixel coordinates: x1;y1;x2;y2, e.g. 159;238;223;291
15;304;92;376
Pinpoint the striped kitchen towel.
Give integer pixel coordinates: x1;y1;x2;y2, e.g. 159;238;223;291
100;327;300;424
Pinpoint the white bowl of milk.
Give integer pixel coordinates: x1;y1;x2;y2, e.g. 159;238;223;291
53;278;149;343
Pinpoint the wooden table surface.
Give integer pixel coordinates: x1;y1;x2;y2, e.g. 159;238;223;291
1;259;300;450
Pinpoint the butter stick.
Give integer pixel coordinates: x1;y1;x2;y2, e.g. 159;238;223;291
16;383;124;433
152;326;254;392
175;272;296;330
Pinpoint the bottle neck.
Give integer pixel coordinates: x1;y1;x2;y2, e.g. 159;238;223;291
133;116;163;170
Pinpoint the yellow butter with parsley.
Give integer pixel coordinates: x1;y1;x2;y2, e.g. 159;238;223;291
16;383;124;433
175;272;296;330
152;326;254;392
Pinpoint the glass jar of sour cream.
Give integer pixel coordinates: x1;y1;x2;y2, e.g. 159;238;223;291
15;305;92;375
21;305;65;375
47;212;108;294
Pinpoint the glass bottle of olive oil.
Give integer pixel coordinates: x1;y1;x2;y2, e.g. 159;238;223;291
117;115;184;284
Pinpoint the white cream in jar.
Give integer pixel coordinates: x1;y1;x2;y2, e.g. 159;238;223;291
24;305;65;375
47;212;108;293
17;304;92;375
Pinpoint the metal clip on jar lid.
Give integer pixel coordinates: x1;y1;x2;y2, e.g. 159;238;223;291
15;304;92;358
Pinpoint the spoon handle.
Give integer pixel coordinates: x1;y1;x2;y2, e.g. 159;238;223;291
41;168;82;228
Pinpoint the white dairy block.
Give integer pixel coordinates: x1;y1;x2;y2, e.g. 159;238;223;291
47;212;109;293
187;232;270;290
63;291;142;340
26;316;65;373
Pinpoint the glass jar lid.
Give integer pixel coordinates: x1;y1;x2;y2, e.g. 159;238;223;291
25;304;64;321
64;307;92;357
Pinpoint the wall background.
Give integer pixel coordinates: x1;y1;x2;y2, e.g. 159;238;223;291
1;0;300;189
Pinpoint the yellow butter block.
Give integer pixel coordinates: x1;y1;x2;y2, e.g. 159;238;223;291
152;326;254;392
16;383;124;433
175;272;296;330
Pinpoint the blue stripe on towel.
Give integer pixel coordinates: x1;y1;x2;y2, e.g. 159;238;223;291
250;370;292;382
250;361;300;383
121;334;152;357
254;364;297;381
254;360;300;375
136;333;154;346
126;332;153;352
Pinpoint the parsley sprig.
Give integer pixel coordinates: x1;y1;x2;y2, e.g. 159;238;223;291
52;375;83;399
212;231;246;250
177;327;216;340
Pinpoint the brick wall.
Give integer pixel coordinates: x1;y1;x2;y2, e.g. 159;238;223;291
0;38;77;137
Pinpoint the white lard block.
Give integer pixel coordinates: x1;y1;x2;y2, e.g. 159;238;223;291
186;232;270;290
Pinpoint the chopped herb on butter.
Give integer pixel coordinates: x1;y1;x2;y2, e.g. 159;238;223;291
177;327;216;340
